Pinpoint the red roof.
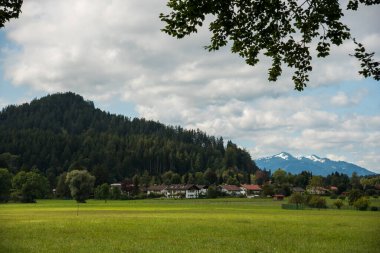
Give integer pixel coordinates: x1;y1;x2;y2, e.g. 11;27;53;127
221;185;241;191
330;186;338;191
242;184;262;191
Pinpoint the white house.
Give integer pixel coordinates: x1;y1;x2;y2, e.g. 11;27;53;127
166;184;200;199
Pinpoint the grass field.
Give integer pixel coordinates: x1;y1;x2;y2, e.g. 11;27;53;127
1;198;379;253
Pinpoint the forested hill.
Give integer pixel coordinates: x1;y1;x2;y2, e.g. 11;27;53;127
0;92;257;183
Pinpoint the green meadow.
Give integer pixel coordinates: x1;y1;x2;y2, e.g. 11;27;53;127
1;198;379;253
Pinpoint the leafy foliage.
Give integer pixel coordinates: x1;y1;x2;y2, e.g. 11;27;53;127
160;0;379;90
0;168;12;202
348;189;364;205
307;195;327;209
65;170;95;203
288;192;305;208
94;183;110;202
55;172;71;199
353;196;370;211
333;199;344;209
11;170;50;203
0;0;23;29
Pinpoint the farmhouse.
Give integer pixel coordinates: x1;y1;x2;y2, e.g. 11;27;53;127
110;183;122;191
147;185;167;196
166;184;200;199
241;184;262;196
196;185;209;196
220;185;244;196
292;187;305;194
307;186;328;195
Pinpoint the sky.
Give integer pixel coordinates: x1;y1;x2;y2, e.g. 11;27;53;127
0;0;379;173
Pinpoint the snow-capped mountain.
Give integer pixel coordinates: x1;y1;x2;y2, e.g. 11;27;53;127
255;152;376;176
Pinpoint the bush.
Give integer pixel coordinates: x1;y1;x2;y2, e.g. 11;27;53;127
288;192;305;209
338;195;346;200
348;189;364;205
353;197;370;211
370;206;378;211
307;196;327;209
333;199;344;209
330;193;338;199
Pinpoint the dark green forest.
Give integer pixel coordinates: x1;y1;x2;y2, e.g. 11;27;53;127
0;92;257;186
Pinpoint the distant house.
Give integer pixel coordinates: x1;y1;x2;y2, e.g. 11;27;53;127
273;194;285;201
220;185;244;196
166;184;200;199
241;184;262;196
110;183;122;191
292;187;305;194
147;185;167;196
307;186;328;195
196;185;209;196
330;186;338;192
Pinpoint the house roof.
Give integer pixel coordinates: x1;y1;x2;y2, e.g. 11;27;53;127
147;185;167;191
330;186;338;191
221;185;241;191
241;184;262;191
167;184;199;190
293;187;305;192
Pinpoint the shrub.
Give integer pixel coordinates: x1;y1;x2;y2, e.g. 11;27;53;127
288;192;305;209
330;193;338;199
307;196;327;209
338;195;346;200
370;206;378;211
333;199;344;209
348;189;364;205
353;197;370;211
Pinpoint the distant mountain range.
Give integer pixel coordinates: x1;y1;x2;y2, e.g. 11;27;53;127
255;152;377;176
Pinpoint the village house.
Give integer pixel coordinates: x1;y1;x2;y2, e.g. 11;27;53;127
110;183;122;192
219;185;244;196
307;186;328;195
166;184;200;199
292;187;305;194
196;185;209;196
241;184;262;197
146;185;167;196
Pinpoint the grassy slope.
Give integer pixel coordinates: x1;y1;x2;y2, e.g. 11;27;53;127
0;198;379;253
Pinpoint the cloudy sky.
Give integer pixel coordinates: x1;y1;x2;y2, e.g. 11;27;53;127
1;0;379;173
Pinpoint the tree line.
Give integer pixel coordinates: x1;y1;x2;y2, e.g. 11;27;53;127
0;92;257;186
1;165;379;204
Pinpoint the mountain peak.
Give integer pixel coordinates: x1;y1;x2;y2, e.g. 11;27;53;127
255;152;376;176
305;154;325;163
274;152;293;160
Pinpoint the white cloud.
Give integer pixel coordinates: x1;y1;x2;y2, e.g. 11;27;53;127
1;0;380;173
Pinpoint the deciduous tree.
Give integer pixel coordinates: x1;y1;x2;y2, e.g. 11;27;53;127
160;0;379;90
11;170;50;203
65;170;95;203
0;0;23;29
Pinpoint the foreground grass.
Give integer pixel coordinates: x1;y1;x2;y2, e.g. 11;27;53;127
0;199;379;253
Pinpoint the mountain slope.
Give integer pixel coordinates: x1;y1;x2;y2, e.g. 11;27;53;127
255;152;376;176
0;92;256;182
